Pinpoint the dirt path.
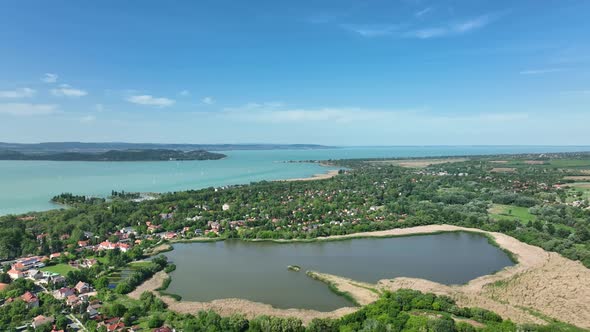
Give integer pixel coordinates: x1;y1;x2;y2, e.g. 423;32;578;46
128;225;590;329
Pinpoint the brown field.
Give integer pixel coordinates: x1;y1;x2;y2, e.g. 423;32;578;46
130;225;590;329
491;167;516;173
279;169;339;182
524;160;546;165
368;158;468;168
490;160;509;164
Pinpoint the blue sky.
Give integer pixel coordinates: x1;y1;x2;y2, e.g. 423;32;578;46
0;0;589;145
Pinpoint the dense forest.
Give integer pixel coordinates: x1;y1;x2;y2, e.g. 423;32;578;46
0;149;226;161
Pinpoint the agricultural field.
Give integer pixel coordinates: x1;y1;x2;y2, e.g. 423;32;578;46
486;158;590;171
367;158;468;168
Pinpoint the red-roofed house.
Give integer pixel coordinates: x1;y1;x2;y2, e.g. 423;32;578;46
75;281;91;294
32;315;54;329
98;241;130;252
8;269;24;280
66;294;80;307
100;317;125;332
12;262;27;271
21;291;39;308
53;287;75;299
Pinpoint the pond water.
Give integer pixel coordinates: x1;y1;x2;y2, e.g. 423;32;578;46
164;232;514;311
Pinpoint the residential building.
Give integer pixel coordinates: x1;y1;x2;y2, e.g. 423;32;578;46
32;315;54;329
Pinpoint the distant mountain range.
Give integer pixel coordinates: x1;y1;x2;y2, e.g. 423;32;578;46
0;142;333;153
0;149;226;161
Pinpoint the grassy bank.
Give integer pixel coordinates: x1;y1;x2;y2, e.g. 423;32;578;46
306;271;360;306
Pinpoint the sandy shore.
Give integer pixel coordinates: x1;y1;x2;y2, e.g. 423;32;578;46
128;225;590;328
278;169;339;182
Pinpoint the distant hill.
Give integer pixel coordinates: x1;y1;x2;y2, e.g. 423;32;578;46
0;149;226;161
0;142;333;153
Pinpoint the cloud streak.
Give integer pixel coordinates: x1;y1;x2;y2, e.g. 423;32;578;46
340;24;402;37
415;7;433;18
51;84;88;97
201;96;215;105
220;102;525;125
127;95;175;107
0;88;36;98
520;68;565;75
41;73;58;83
0;103;59;116
343;13;503;39
405;13;500;39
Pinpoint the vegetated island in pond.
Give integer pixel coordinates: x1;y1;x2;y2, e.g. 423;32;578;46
0;148;226;161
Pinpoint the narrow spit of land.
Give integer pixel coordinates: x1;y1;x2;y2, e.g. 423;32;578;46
279;169;340;182
129;225;590;328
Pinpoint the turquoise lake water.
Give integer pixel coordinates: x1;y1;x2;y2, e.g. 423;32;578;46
1;146;589;215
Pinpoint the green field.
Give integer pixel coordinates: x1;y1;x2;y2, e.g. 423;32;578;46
489;204;536;224
549;159;590;169
41;263;78;275
487;158;590;170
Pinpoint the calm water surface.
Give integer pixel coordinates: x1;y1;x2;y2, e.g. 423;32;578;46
2;146;589;215
165;232;514;310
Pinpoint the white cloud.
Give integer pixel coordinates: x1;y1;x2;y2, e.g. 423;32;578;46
220;102;528;127
453;15;496;33
51;84;88;97
415;7;433;18
202;96;215;105
0;103;59;116
179;90;190;97
127;95;175;107
342;13;500;39
520;68;564;75
0;88;36;98
406;14;498;39
41;73;58;83
340;24;402;37
407;27;448;39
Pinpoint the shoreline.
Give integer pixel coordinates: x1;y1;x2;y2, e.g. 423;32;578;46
276;169;340;182
132;224;590;328
1;163;339;217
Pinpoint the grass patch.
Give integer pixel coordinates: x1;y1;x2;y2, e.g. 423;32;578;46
40;263;78;275
306;271;359;306
155;274;182;301
129;261;154;268
489;204;536;225
549;159;590;169
482;233;518;265
516;306;588;332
